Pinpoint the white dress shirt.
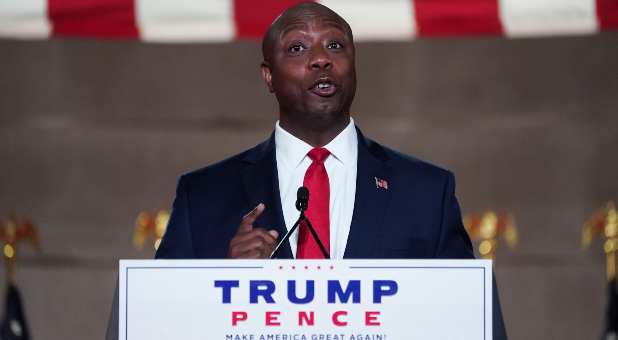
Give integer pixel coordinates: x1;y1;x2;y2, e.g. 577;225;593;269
275;118;358;259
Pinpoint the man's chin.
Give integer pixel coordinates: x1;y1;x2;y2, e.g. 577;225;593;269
306;109;345;123
306;101;345;117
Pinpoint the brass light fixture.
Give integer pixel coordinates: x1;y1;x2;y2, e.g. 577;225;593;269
133;210;169;251
582;201;618;281
464;211;518;260
0;213;40;282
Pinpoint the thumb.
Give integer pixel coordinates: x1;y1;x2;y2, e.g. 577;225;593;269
268;230;279;238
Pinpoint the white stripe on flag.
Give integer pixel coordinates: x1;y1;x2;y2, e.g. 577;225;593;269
319;0;416;41
0;0;50;39
136;0;235;42
499;0;599;37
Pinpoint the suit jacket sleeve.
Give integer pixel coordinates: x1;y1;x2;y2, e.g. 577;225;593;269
155;175;196;259
435;171;475;259
436;172;508;340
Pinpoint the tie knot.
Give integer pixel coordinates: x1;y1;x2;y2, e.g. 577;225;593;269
307;147;330;163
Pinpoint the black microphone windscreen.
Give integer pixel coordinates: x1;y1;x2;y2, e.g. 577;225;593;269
297;186;309;200
296;186;309;212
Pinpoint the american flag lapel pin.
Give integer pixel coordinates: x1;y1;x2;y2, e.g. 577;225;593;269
374;177;389;190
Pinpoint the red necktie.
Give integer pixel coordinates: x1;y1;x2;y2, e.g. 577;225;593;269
296;148;330;259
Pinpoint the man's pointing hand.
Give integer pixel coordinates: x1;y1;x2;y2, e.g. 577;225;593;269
227;203;279;258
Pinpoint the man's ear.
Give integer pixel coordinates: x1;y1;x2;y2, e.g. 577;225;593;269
260;61;275;93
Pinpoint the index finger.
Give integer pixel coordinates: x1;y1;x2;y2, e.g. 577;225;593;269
241;203;265;227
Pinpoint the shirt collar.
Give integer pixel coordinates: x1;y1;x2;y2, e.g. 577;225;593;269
275;117;357;169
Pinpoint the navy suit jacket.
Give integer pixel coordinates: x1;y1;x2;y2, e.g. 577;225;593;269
154;128;508;339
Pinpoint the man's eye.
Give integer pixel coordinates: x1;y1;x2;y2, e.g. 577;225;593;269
327;42;343;49
288;44;305;53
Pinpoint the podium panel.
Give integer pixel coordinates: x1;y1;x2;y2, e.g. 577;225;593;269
119;259;492;340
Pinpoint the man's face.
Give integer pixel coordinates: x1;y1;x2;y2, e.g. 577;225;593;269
262;15;356;121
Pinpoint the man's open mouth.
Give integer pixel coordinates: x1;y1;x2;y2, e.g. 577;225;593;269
309;79;337;97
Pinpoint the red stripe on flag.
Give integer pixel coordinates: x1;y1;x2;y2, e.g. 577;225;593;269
234;0;312;40
414;0;503;37
49;0;138;38
597;0;618;30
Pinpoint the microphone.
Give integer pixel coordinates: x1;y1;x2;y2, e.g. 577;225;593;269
270;187;309;259
295;186;309;212
270;187;329;259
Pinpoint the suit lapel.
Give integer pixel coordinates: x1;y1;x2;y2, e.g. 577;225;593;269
240;129;391;260
241;134;293;259
344;130;392;258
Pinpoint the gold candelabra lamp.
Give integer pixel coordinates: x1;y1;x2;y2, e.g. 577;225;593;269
0;213;40;282
464;211;518;260
582;201;618;281
133;210;169;251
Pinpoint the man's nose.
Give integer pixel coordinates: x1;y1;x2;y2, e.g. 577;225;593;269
309;48;331;70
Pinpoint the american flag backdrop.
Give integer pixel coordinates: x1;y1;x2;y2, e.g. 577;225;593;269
0;0;617;42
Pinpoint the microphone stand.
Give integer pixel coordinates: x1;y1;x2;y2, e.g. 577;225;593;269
270;194;330;259
300;212;330;259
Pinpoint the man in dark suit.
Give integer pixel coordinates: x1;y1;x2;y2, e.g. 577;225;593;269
107;2;507;339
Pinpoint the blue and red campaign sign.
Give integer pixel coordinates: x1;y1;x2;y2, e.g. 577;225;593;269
119;259;491;340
